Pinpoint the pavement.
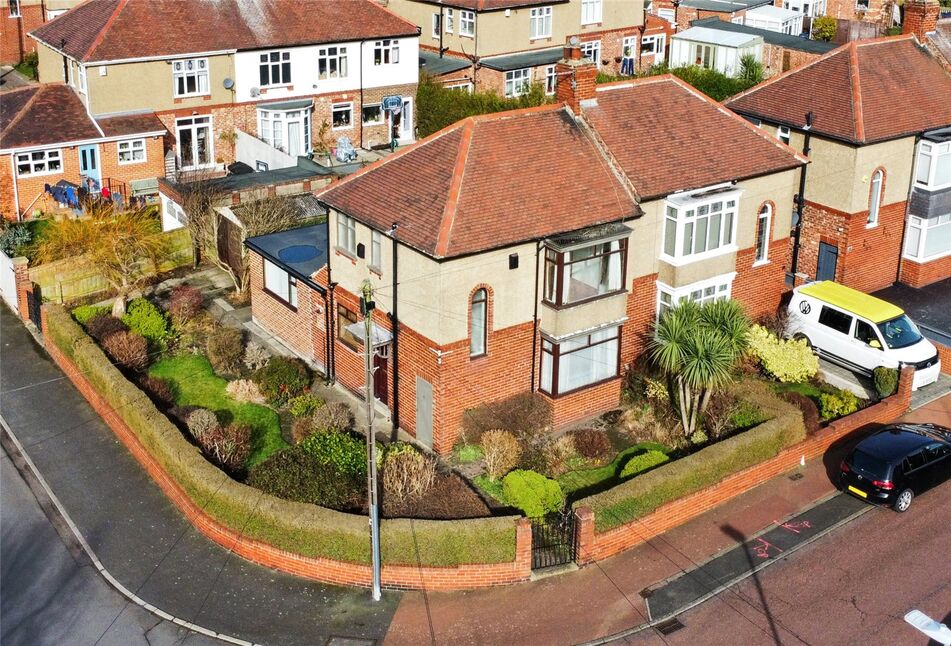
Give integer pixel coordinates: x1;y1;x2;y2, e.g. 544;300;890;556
3;298;951;646
0;65;35;92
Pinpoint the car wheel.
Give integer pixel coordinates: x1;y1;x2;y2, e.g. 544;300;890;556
794;334;815;351
893;488;914;512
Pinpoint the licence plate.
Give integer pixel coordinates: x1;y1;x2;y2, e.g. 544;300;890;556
848;485;868;499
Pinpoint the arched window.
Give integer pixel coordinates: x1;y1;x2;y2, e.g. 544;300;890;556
755;203;772;263
868;169;883;226
470;288;487;357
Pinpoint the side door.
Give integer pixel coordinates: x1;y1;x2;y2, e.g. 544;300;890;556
848;318;886;374
815;304;853;359
922;443;951;490
816;242;838;281
901;450;929;493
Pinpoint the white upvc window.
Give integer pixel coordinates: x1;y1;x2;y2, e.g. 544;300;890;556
504;68;531;98
263;259;298;309
856;0;869;9
540;326;620;396
581;0;603;24
657;8;675;22
867;168;883;226
374;39;400;65
545;64;557;95
258;107;311;157
370;230;382;269
904;214;951;262
337;214;357;255
754;203;771;264
530;6;553;39
446;8;454;32
259;51;291;86
447;81;473;92
662;189;740;264
777;125;791;145
117;139;146;164
15;149;62;177
915;140;951;191
460;10;475;36
581;40;601;67
78;65;87;93
331;102;353;130
362;104;384;125
432;12;442;37
657;274;735;320
172;58;209;97
317;46;348;79
640;34;666;62
176;115;214;170
9;0;21;18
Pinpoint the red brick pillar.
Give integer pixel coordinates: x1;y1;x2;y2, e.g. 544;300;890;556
555;45;598;113
902;0;940;42
515;517;533;577
897;365;915;405
574;506;595;566
13;257;32;323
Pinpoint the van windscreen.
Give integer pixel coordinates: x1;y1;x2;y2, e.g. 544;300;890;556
850;450;890;479
877;315;923;349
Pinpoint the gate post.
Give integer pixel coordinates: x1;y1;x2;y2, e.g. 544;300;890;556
574;506;595;566
515;517;532;578
13;257;31;322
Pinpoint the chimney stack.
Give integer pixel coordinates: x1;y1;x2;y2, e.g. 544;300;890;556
556;40;598;113
902;0;940;42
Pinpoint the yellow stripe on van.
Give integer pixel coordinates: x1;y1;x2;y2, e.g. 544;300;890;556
798;281;904;324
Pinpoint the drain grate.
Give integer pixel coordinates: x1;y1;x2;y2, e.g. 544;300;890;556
655;618;685;635
789;472;805;481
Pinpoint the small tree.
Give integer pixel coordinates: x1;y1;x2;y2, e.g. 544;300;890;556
649;299;750;439
177;172;227;268
738;54;765;85
812;16;837;42
36;205;170;317
230;196;300;292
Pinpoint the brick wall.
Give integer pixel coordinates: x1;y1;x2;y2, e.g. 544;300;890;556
935;340;951;375
575;366;915;564
248;252;321;362
899;253;951;288
1;134;167;221
41;306;533;591
0;3;43;64
732;237;792;321
825;0;893;27
761;43;824;77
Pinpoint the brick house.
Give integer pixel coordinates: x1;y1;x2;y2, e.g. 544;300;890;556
248;46;805;454
0;0;80;64
29;0;420;177
726;32;951;292
0;84;167;221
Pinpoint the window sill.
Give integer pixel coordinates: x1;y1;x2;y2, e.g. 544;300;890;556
262;287;298;312
469;352;488;362
865;222;878;230
118;159;147;166
173;93;212;101
903;249;951;263
17;168;63;179
751;259;770;268
368;265;383;277
659;245;738;267
529;36;552;42
335;246;357;262
331;125;354;131
539;374;620;399
542;289;627;310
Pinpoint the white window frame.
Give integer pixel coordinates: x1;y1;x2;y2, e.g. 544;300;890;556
263;259;298;309
331;102;353;131
470;288;488;357
370;230;382;270
754;203;772;265
259;50;292;87
15;149;62;177
117;139;146;165
78;64;87;93
914;140;951;191
657;8;675;22
446;8;454;32
731;15;745;24
172;58;209;98
540;325;620;397
432;12;442;38
362;103;384;125
856;0;869;9
903;214;951;262
530;6;553;39
337;214;357;255
777;125;791;146
258;107;311;156
446;81;473;92
581;0;603;24
9;0;21;18
661;188;741;265
460;10;475;37
867;169;883;227
581;40;601;67
504;68;531;98
656;273;736;321
373;39;400;65
175;115;214;170
317;46;348;80
545;64;557;95
641;34;666;58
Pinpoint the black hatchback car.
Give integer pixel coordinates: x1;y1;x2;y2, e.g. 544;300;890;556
840;423;951;512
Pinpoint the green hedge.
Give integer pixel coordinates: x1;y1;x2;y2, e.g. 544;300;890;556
576;381;806;533
46;305;516;566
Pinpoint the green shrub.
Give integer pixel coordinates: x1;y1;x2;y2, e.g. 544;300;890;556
620;450;669;479
253;356;310;406
206;327;244;375
121;298;168;345
873;366;899;398
299;430;367;476
812;15;836;41
288;393;325;417
730;401;766;430
818;389;859;420
0;221;33;256
247;445;366;511
747;324;819;383
73;304;110;326
502;470;565;519
454;443;484;464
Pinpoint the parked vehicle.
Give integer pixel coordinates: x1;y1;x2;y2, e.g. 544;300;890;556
787;281;941;391
840;423;951;512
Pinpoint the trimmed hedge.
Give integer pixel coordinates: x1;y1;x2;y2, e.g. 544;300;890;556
45;305;517;566
576;381;806;533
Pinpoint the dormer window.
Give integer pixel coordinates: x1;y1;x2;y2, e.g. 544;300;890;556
915;140;951;191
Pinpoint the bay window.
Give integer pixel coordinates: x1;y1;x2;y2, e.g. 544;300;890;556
530;6;552;39
662;189;739;263
540;326;620;396
915;140;951;190
904;214;951;261
258;107;311;157
15;149;62;177
263;259;298;309
172;58;209;97
544;238;626;306
657;275;734;320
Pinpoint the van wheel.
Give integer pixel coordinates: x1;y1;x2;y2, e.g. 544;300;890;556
794;334;814;351
893;489;913;512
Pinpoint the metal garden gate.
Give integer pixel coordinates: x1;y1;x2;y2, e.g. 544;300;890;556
531;511;577;570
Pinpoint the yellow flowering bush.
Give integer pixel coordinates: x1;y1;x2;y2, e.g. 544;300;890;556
747;324;818;383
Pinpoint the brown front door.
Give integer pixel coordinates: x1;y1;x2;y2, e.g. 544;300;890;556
373;352;388;405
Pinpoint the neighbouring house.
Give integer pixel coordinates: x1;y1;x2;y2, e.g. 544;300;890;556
688;17;836;76
247;45;805;454
651;0;776;32
0;84;167;221
387;0;652;95
744;4;804;33
927;15;951;72
774;0;828;33
669;25;764;75
823;0;898;30
28;0;420;178
0;0;81;64
726;33;951;292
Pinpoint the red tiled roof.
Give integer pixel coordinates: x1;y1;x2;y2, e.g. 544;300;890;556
320;105;638;258
31;0;419;63
584;76;805;199
726;36;951;144
410;0;563;9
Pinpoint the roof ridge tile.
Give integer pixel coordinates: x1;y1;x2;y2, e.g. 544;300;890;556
82;0;128;61
1;85;45;141
848;41;866;142
435;119;476;257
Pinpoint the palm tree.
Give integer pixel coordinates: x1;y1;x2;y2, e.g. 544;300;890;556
649;299;750;439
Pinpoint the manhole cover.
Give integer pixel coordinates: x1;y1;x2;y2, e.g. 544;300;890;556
655;618;685;635
278;245;319;263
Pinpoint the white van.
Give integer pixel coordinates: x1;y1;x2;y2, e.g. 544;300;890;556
787;281;941;391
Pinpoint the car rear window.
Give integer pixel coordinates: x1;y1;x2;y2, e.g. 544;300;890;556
849;450;890;479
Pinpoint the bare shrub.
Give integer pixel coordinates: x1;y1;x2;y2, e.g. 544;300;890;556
310;401;354;432
102;331;150;371
139;375;175;406
243;342;271;371
382;443;438;505
86;314;128;343
542;434;577;478
481;429;522;480
168;284;203;322
200;423;252;473
461;392;552;445
225;379;266;405
291;417;317;444
186;408;219;442
569;428;612;461
207;327;244;375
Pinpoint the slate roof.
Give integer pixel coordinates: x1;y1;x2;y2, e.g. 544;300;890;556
677;0;772;13
31;0;418;63
480;46;565;71
319;105;639;259
585;76;806;200
726;36;951;144
419;49;471;76
691;16;836;54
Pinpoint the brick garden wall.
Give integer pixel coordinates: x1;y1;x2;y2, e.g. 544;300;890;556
899;253;951;288
0;3;43;64
761;44;824;78
575;366;915;564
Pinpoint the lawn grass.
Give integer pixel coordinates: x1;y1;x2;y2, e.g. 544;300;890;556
473;474;507;505
771;381;823;401
14;61;37;80
558;441;670;497
150;354;286;468
454;444;484;464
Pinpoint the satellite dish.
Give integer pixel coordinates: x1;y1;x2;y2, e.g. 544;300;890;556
569;35;581;46
249;86;260;97
223;77;235;90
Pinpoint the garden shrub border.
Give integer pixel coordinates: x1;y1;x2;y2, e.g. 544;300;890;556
43;305;528;590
